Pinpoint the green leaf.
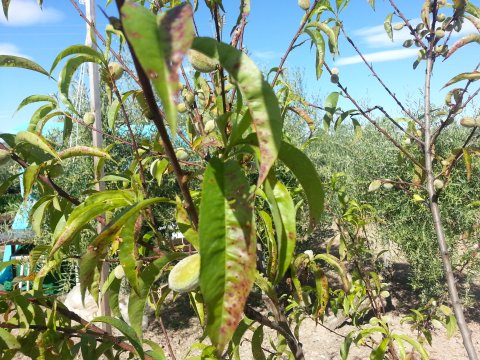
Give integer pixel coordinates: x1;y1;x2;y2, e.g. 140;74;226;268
191;37;283;186
309;261;329;318
176;196;199;249
150;158;169;186
315;253;350;291
443;71;480;88
121;3;194;138
58;54;104;113
128;253;185;337
50;190;136;255
2;0;11;19
384;13;393;41
0;55;49;76
57;146;112;161
307;22;338;58
119;216;140;293
144;339;166;360
251;326;267;360
28;103;56;132
391;334;429;360
15;95;57;114
265;175;296;283
0;328;20;350
279;141;324;229
0;173;20;198
304;27;325;80
23;163;41;200
92;316;144;358
463;148;472;181
15;131;60;161
323;92;340;128
50;44;106;74
445;34;480;60
368;0;375;9
199;158;256;354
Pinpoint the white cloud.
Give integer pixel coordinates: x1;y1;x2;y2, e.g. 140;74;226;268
0;0;63;27
251;50;281;61
336;48;419;66
0;43;29;58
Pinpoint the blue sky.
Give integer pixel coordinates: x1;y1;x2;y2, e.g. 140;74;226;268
0;0;478;134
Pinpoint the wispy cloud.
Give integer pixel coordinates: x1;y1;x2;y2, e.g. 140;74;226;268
337;19;478;66
336;48;418;66
0;43;29;58
251;50;281;61
0;0;63;27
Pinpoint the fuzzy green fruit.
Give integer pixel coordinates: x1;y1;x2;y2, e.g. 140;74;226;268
114;265;125;279
435;29;445;39
177;103;188;113
0;149;11;166
83;112;96;126
168;254;200;293
183;90;195;107
460;117;480;128
188;49;219;73
330;74;339;84
298;0;310;10
108;62;124;80
175;148;189;161
393;23;405;31
331;67;339;75
204;119;215;133
433;179;444;190
437;13;446;22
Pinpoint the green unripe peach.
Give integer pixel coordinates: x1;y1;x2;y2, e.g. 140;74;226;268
393;23;405;31
83;112;96;126
460;117;480;128
175;147;189;161
168;253;200;293
204;119;215;133
437;13;446;22
187;49;219;73
108;62;124;80
114;265;125;279
330;74;339;84
184;90;195;107
433;179;444;190
298;0;310;11
177;103;188;113
435;29;445;39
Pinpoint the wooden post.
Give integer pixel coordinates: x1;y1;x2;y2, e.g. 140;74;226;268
85;0;111;334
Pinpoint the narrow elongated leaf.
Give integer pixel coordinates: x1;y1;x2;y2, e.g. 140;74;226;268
92;316;144;358
463;148;472;181
0;328;20;350
128;252;185;337
176;196;199;249
323;92;340;128
121;3;194;137
50;190;136;255
265;175;296;283
119;216;140;293
0;173;20;197
199;158;256;354
309;261;329;318
384;13;393;41
50;44;106;74
58;146;112;160
31;196;53;235
28;103;55;132
315;253;350;291
443;71;480;88
307;22;338;57
23;163;41;200
0;55;49;76
144;339;166;360
15;131;60;160
304;27;325;80
15;95;57;114
191;37;283;185
279;141;324;228
368;0;375;9
2;0;11;18
445;34;480;60
58;54;104;113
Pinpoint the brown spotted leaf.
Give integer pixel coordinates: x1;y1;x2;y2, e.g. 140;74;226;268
199;158;256;354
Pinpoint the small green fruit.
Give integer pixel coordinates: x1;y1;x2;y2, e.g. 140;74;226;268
108;62;124;80
460;117;480;128
403;39;414;48
437;13;446;22
331;67;339;75
393;23;405;31
0;149;11;166
330;74;339;84
383;182;394;190
433;179;444;190
177;103;188;113
183;90;195;107
188;49;219;73
83;112;96;126
298;0;310;11
168;254;200;293
175;148;189;161
435;29;445;39
204;119;215;133
114;265;125;279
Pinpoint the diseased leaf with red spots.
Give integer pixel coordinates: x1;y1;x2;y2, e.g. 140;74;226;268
191;37;283;186
264;174;296;284
199;158;256;354
121;3;194;137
